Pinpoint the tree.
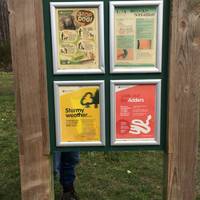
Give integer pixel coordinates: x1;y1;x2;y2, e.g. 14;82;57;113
0;0;12;71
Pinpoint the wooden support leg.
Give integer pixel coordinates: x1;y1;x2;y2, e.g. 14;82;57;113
166;0;200;199
8;0;54;199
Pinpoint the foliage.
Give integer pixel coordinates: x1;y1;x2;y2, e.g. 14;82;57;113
0;41;12;72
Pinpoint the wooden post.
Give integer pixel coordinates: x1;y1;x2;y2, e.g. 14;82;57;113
8;0;54;199
166;0;200;199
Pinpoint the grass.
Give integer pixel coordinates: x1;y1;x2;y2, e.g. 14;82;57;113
75;152;164;200
0;72;20;199
54;151;164;200
0;72;199;200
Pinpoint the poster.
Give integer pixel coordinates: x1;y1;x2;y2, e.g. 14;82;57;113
55;7;99;69
58;85;101;143
115;84;157;140
114;6;157;67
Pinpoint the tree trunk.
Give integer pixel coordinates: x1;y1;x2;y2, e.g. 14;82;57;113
0;0;12;71
0;0;9;43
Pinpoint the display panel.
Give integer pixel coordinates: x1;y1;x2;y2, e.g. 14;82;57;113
54;81;105;146
110;1;163;73
111;80;161;145
50;2;105;74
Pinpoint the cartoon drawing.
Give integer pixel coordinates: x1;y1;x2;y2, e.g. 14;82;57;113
129;115;152;134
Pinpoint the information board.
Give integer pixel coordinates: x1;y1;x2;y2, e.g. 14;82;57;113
111;80;161;145
50;2;105;74
54;81;105;146
43;0;168;151
110;1;163;73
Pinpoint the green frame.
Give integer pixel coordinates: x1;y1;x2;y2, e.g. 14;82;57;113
42;0;170;152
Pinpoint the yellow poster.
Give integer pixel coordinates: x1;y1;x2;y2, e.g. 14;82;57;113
114;7;157;67
59;85;100;142
56;8;99;69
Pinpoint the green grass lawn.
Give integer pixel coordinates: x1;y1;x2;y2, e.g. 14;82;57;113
0;72;199;200
0;72;21;199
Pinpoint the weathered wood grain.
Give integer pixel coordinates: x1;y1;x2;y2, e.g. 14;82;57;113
7;0;54;199
166;0;200;199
